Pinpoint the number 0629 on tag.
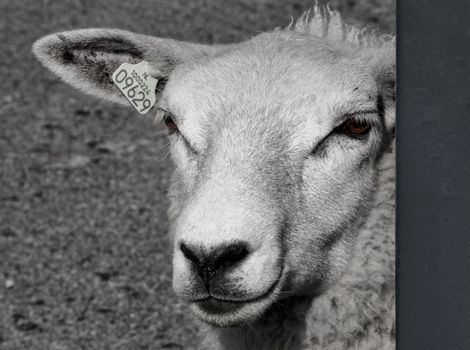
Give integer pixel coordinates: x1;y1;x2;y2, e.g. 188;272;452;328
112;61;159;115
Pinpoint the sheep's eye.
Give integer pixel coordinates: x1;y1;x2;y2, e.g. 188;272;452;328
341;118;371;138
163;112;178;132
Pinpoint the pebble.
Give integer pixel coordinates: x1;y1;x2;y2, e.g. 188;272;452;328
5;279;15;288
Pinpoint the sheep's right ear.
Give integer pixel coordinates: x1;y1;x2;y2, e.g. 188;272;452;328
372;46;395;132
33;29;219;105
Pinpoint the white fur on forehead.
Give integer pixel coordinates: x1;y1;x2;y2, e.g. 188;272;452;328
288;4;395;49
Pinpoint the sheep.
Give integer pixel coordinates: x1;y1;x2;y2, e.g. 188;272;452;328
32;4;395;349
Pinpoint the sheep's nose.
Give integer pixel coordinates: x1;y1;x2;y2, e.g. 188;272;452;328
179;241;249;283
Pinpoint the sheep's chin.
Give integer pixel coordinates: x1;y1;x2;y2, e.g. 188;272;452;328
190;290;279;327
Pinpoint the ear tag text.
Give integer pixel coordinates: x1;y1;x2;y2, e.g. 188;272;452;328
112;61;159;115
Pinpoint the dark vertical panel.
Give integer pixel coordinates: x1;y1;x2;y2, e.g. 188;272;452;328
397;1;470;349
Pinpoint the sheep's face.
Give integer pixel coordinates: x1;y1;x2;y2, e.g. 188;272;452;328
33;25;394;328
163;32;395;326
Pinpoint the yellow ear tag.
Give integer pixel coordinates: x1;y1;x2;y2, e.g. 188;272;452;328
112;61;159;115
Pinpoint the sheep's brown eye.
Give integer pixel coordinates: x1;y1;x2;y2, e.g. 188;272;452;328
163;112;178;132
342;118;371;138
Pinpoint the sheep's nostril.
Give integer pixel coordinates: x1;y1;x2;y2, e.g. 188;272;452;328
180;242;201;265
214;243;249;268
179;241;250;283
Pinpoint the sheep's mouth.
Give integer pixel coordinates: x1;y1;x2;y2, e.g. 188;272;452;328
191;294;276;327
190;268;283;326
195;285;276;314
196;298;246;315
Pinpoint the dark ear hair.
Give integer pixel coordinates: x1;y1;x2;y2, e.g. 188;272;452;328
33;28;219;105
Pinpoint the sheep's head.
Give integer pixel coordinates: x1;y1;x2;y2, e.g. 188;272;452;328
33;7;395;327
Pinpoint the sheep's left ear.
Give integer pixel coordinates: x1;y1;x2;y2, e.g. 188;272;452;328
374;48;396;132
33;28;220;105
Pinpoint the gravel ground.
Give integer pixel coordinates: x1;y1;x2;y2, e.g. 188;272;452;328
0;1;394;349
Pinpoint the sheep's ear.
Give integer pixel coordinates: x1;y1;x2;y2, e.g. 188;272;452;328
374;48;396;131
33;29;218;105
